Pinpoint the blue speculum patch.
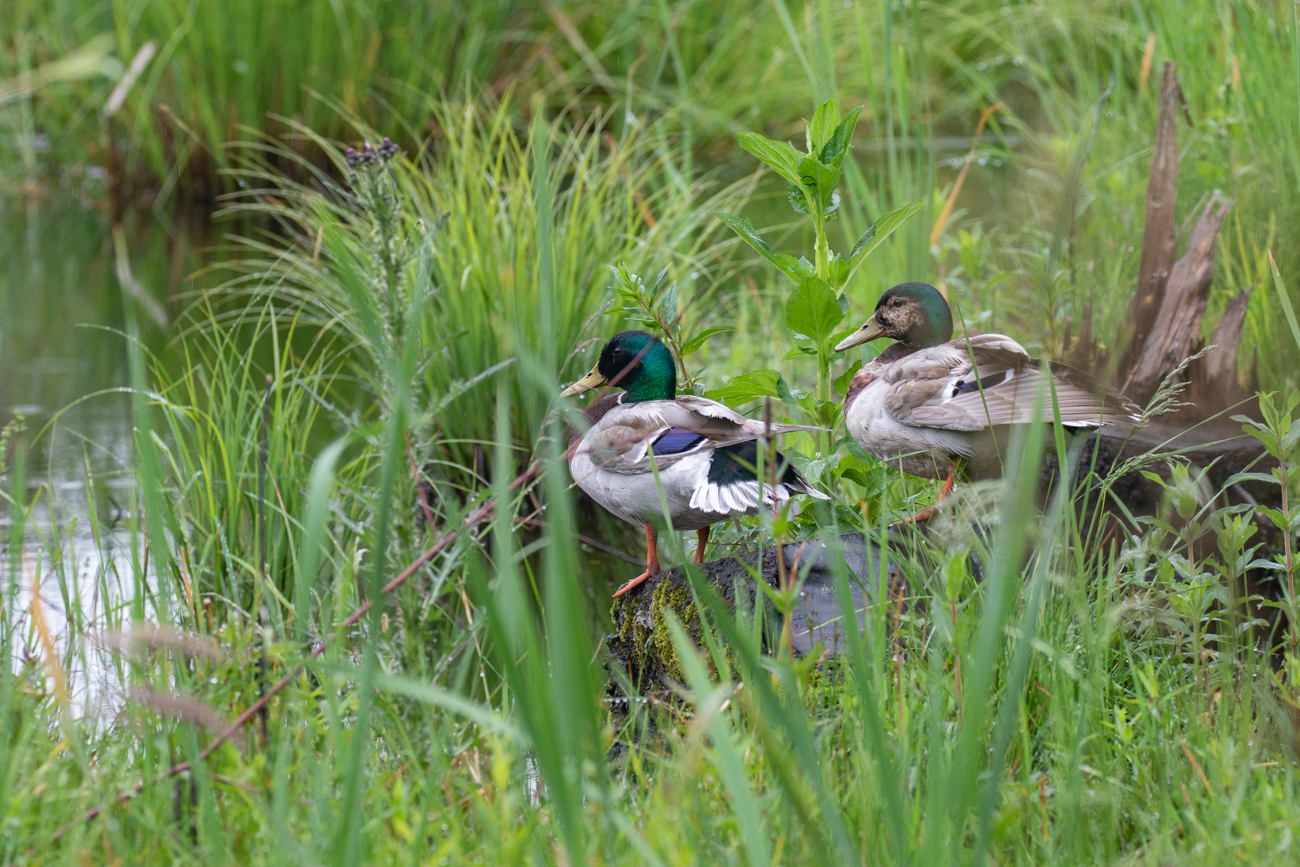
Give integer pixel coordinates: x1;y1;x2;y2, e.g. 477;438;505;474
652;428;706;455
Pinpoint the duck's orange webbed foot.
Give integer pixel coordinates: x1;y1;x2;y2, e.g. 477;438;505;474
614;523;661;598
613;568;657;598
891;463;957;527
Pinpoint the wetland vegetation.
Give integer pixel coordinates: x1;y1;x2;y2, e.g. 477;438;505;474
4;1;1300;864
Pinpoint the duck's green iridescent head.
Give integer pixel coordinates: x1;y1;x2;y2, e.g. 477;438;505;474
560;330;677;403
834;282;954;351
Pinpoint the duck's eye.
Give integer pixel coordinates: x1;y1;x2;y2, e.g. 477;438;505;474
892;298;905;307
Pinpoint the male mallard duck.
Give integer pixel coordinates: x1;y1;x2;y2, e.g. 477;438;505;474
834;282;1137;521
562;330;829;596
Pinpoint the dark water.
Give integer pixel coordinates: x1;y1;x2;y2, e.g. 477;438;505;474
1;198;213;477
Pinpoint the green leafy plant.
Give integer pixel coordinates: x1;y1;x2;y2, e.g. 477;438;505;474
716;99;923;446
1230;391;1299;648
610;261;731;393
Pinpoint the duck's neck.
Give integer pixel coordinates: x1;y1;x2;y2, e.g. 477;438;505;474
583;393;624;425
877;342;923;364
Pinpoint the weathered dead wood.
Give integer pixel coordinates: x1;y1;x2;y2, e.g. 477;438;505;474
1205;287;1252;386
1125;192;1232;403
1121;62;1182;368
1185;286;1254;415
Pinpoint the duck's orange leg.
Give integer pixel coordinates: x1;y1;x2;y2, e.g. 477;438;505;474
895;464;957;526
613;523;661;597
693;527;710;564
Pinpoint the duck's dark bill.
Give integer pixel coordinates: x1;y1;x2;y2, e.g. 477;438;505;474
561;367;608;396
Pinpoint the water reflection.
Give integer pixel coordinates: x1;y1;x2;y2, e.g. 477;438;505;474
0;198;190;712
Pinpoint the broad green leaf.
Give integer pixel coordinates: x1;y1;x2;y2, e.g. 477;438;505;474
844;201;925;283
847;224;876;262
785;276;844;348
1282;416;1300;456
680;327;733;356
832;364;857;396
659;282;677;323
807;99;842;155
1225;471;1280;487
787;182;811;216
843;436;877;464
821;105;864;166
1259;506;1291;532
776;373;805;405
715;212;813;282
736;132;805;186
787;180;840;219
827;256;851;290
823;190;842;219
1240;427;1279;453
839;459;889;496
796;155;840;217
705;369;781;405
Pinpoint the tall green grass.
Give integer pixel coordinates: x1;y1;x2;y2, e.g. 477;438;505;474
208;96;756;474
5;2;1300;864
4;84;1300;865
5;310;1300;864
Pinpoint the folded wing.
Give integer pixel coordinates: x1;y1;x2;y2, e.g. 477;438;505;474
884;335;1136;432
582;397;820;475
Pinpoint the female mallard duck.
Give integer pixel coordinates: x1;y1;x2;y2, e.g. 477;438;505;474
834;282;1137;521
562;330;828;596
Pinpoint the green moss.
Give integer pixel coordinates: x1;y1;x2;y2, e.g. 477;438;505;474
612;576;701;685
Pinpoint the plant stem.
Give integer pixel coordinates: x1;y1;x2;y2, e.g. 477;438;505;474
814;216;833;455
814;213;830;284
1281;455;1296;649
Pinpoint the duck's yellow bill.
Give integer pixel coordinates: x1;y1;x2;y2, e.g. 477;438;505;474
561;367;607;396
834;313;886;352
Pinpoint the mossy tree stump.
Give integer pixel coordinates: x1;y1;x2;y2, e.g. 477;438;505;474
606;533;896;692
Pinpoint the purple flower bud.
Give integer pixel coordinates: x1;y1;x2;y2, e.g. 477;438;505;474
377;136;401;161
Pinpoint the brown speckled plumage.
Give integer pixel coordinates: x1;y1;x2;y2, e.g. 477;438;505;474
838;285;1138;481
